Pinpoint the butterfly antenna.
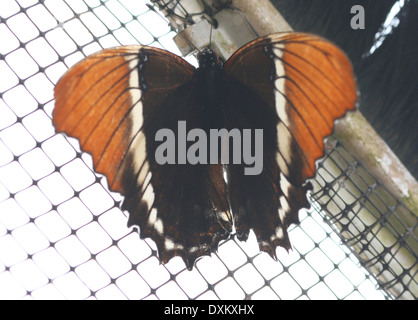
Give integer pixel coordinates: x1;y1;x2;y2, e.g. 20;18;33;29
209;22;213;50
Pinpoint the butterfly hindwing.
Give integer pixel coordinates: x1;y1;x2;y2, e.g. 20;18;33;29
123;76;232;268
220;75;290;256
224;33;357;258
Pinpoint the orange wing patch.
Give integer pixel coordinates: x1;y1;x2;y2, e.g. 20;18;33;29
53;47;141;192
279;33;357;182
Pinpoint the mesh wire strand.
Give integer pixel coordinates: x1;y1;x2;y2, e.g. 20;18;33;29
0;0;416;300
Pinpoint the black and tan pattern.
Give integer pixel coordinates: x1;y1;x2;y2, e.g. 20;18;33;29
53;33;357;270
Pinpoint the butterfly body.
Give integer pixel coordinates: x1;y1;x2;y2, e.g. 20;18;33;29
53;33;357;270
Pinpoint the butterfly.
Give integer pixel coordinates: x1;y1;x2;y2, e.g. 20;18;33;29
53;32;357;270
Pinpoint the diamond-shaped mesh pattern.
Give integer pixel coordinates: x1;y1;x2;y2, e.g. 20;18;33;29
0;0;416;300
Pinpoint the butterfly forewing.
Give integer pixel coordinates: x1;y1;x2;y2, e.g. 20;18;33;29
54;46;193;193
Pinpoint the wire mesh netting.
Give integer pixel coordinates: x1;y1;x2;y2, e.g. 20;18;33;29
0;0;416;300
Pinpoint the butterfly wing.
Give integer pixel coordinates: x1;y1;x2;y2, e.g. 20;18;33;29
53;46;232;269
223;33;357;257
